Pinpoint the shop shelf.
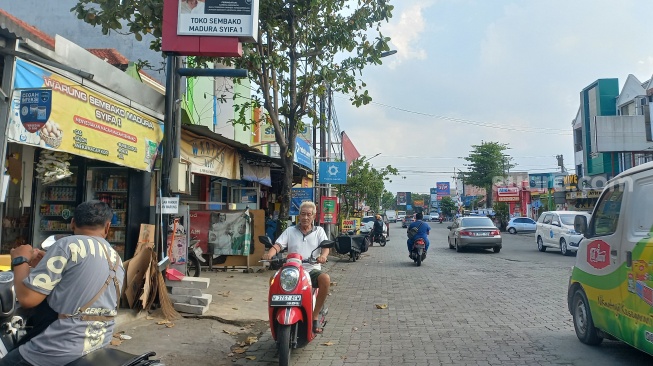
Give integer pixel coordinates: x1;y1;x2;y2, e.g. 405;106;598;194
95;190;128;193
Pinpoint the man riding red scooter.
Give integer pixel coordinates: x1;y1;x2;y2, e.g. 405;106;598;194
261;201;334;365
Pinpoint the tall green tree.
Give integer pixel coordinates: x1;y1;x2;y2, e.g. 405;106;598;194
380;190;395;210
337;157;397;217
71;0;394;221
461;142;514;208
439;196;457;218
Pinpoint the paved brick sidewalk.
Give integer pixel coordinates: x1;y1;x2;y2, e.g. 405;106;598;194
233;228;651;366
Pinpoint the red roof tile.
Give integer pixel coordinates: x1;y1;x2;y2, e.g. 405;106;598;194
86;48;130;66
0;9;55;49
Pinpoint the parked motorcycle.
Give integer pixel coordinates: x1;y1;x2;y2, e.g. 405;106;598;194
186;238;204;277
258;236;335;366
0;235;163;365
336;231;367;262
410;238;426;266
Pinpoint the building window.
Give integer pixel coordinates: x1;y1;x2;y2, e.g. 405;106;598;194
574;128;583;152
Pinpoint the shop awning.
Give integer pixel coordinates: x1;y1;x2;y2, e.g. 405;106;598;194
180;127;241;180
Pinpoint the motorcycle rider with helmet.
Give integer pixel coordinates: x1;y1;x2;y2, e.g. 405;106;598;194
372;214;384;243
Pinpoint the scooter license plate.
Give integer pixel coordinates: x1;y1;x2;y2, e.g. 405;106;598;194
271;294;302;306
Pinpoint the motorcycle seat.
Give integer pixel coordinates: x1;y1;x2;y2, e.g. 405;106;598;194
66;349;158;366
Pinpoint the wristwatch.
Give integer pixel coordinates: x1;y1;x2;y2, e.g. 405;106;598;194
11;256;30;270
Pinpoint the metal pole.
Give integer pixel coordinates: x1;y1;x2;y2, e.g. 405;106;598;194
319;91;328;236
0;40;17;246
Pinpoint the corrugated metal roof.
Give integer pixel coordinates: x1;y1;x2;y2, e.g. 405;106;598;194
0;9;55;49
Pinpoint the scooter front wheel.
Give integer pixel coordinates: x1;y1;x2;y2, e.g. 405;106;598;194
277;324;292;366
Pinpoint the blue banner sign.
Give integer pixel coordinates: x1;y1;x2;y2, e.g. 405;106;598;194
294;138;314;170
290;188;314;216
318;161;347;184
19;89;52;133
436;182;450;196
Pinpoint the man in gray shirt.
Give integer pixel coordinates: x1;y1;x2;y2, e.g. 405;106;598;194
2;200;125;366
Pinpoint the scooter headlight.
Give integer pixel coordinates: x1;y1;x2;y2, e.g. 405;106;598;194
280;267;300;292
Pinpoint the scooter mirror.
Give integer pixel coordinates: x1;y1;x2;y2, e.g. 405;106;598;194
318;240;335;249
258;235;273;248
41;234;70;251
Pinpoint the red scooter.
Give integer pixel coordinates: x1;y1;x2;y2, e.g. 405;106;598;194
259;236;335;366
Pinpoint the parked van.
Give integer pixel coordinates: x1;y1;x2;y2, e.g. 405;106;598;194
397;211;406;221
567;161;653;355
385;210;397;223
535;210;591;256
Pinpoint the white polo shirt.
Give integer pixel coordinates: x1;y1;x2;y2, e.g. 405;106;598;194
276;225;328;272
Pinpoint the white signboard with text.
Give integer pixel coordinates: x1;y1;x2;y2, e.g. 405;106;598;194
177;0;259;41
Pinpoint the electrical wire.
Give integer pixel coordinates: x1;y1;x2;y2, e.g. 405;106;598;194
333;93;573;135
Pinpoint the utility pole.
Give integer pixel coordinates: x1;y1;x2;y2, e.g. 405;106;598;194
556;154;566;173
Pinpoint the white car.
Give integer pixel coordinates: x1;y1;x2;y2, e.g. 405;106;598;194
535;210;591;256
430;213;440;222
423;213;432;221
506;217;537;234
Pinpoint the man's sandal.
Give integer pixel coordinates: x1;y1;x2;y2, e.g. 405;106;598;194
313;320;323;334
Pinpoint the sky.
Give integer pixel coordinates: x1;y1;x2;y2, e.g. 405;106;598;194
334;0;653;195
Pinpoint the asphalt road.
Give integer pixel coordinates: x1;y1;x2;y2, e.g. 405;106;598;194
241;221;653;365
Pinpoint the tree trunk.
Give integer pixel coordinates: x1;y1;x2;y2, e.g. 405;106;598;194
486;185;493;208
279;153;294;224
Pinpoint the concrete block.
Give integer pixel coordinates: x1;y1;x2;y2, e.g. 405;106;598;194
165;276;210;289
173;302;209;315
168;293;212;306
170;287;203;296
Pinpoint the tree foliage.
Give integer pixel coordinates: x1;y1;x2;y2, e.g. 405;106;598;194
380;190;395;210
439;196;457;217
461;141;514;207
493;202;510;231
337;157;398;217
72;0;394;220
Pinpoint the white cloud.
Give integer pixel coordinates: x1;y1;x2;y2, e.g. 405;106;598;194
336;0;653;194
384;1;433;68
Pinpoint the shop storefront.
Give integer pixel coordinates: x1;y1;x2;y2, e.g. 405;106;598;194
2;58;164;259
495;185;530;217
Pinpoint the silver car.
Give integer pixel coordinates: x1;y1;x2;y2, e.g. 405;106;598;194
447;216;502;253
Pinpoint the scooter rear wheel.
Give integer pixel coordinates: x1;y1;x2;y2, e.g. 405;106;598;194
379;236;387;247
277;324;292;366
186;254;201;277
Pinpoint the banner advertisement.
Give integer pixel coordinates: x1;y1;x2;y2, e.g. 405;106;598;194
261;120;311;143
320;196;338;224
318;162;347;184
290;188;314;216
497;196;520;202
341;218;361;233
167;215;188;274
8;59;164;172
206;210;252;256
177;0;260;41
497;187;520;196
413;199;424;207
430;188;437;206
436;182;450;196
180;130;240;179
397;192;407;205
294;138;314;170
